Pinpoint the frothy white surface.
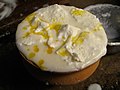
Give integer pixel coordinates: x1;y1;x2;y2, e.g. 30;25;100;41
16;4;107;72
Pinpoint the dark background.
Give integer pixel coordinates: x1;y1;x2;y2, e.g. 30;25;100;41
0;0;120;90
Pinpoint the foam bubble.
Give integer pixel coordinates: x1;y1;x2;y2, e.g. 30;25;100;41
88;83;102;90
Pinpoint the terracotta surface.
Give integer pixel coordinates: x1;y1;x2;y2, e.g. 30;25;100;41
23;57;100;85
0;0;120;90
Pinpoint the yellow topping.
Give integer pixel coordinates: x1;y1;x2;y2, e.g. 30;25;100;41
72;34;79;42
92;24;103;32
44;42;53;54
25;13;62;40
73;31;90;45
38;59;44;65
71;9;86;16
26;48;30;51
30;21;39;33
23;32;30;38
43;42;47;46
51;18;56;22
28;52;35;58
61;17;64;20
56;36;70;56
25;13;36;23
49;23;62;33
57;48;69;57
22;26;27;30
25;13;42;35
34;30;49;39
38;59;47;70
24;10;51;40
47;46;53;54
33;45;39;52
38;17;48;23
29;20;49;39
